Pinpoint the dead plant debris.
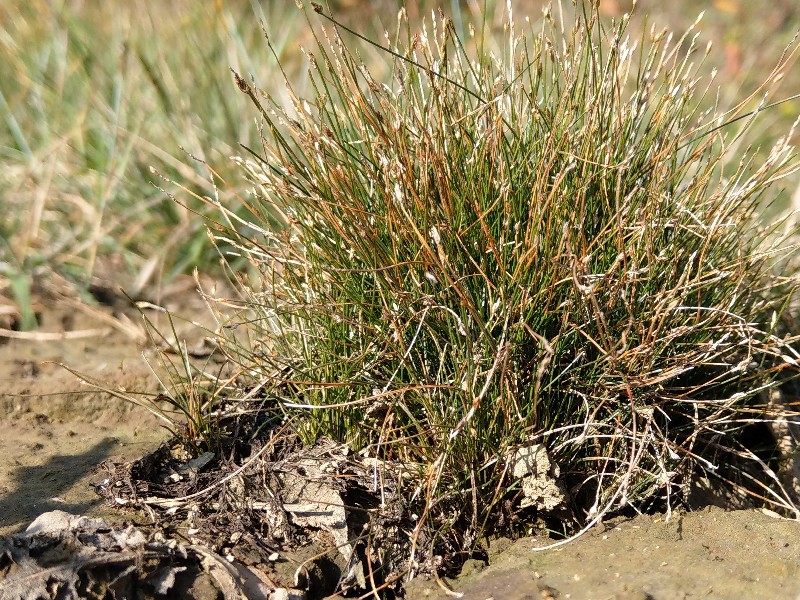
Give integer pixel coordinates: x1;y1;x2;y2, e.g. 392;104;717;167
90;429;433;599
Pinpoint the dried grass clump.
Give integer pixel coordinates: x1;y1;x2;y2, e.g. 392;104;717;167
215;2;800;564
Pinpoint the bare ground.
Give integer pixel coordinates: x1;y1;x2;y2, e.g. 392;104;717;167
406;507;800;599
0;273;216;536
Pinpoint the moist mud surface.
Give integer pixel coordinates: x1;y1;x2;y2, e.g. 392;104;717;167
2;278;800;599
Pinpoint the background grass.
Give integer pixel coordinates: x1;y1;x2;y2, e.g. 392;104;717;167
0;0;293;311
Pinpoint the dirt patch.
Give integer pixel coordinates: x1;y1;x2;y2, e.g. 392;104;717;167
407;507;800;599
0;273;220;536
0;325;164;535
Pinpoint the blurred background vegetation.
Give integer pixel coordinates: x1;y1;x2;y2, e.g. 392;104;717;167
0;0;798;328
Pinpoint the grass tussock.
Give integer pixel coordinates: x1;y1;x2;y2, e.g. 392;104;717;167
202;2;800;567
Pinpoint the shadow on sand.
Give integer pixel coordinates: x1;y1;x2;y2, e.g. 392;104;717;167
0;437;119;534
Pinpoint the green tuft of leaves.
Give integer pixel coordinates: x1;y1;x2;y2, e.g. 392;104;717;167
216;3;800;560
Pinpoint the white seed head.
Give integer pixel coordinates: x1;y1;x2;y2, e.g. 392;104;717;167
429;225;441;245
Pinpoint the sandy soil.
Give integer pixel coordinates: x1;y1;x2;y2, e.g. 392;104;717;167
0;273;217;536
406;507;800;599
2;276;800;599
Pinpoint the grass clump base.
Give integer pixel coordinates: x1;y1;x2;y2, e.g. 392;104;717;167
155;1;800;592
